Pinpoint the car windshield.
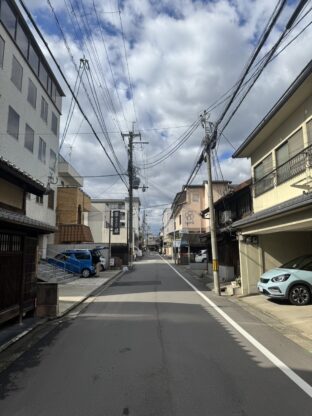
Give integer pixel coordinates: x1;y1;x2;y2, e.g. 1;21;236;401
73;252;90;260
281;255;312;271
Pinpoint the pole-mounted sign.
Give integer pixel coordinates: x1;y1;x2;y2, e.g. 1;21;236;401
112;210;120;235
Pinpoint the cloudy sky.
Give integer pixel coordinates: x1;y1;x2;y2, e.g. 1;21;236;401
22;0;312;233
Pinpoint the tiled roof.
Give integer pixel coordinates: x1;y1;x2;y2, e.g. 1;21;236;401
0;207;56;233
0;157;46;195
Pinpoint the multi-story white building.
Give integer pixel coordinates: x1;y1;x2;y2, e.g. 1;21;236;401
89;197;141;245
0;0;64;256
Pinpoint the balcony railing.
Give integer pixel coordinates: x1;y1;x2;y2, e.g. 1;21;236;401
253;144;312;197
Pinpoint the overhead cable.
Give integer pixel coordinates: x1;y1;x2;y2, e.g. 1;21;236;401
19;0;128;189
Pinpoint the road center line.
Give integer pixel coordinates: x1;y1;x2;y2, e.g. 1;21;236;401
161;256;312;399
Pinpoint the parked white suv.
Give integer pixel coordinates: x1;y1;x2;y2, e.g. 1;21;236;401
195;249;207;263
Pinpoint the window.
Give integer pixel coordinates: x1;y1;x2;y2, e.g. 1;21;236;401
27;78;37;108
51;112;58;135
24;124;34;152
51;82;56;102
47;190;55;209
0;35;4;68
28;43;39;75
1;0;16;38
39;61;48;89
276;129;304;166
254;154;274;196
49;149;57;171
179;214;182;225
11;56;23;91
16;22;28;58
36;195;43;204
276;129;305;185
254;154;273;181
38;137;46;163
26;193;31;200
74;252;90;260
40;97;48;122
7;106;19;140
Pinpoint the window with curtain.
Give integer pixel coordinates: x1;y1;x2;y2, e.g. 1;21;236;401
276;129;305;184
254;154;274;196
276;129;304;166
254;154;273;181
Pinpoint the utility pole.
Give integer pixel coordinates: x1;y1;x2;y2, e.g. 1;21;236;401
200;111;220;295
122;130;141;268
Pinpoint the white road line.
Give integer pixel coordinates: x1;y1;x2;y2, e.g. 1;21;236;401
161;256;312;399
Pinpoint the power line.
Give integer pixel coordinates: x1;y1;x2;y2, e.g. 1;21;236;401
19;0;129;189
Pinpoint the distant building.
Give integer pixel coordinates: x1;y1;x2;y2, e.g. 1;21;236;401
55;155;93;244
89;197;141;264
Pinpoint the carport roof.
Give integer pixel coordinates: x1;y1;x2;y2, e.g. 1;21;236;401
232;192;312;229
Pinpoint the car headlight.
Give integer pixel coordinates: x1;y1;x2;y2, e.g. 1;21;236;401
271;274;290;282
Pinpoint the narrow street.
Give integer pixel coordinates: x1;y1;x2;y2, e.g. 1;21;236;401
0;254;311;416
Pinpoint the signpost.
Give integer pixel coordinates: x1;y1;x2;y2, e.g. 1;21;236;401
112;210;120;235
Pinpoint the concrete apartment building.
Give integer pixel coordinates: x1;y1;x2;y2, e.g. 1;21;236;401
233;59;312;295
89;197;141;262
0;0;64;258
0;0;64;323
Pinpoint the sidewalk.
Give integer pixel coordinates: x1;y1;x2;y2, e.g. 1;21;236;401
0;269;123;353
177;262;312;352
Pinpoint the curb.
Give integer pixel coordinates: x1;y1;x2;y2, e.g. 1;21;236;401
0;270;124;355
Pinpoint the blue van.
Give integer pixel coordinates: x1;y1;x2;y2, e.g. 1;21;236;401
48;250;96;277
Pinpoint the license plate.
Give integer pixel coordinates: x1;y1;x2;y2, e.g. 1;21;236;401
259;286;264;293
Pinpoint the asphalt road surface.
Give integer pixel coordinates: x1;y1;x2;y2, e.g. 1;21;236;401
0;253;311;415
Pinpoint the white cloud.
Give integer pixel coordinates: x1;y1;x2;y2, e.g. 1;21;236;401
24;0;312;233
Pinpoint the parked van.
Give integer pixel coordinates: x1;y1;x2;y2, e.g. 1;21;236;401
49;250;96;277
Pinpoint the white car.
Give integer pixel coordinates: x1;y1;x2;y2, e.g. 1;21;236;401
195;249;207;263
134;246;143;260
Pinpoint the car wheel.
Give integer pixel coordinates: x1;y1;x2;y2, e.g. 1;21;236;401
289;284;311;306
81;268;91;278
